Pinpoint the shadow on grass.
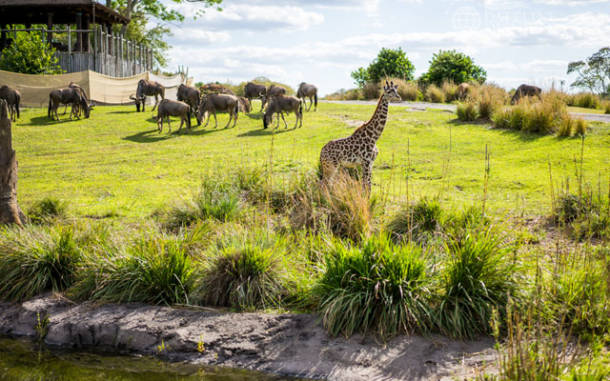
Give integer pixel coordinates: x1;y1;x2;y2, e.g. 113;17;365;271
237;127;295;137
122;129;173;143
108;110;136;114
25;116;79;126
246;112;264;120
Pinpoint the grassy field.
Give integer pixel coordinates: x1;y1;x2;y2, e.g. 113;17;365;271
13;102;610;218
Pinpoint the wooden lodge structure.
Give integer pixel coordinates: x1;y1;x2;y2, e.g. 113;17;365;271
0;0;153;77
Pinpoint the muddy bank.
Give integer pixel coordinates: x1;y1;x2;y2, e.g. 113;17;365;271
0;296;496;380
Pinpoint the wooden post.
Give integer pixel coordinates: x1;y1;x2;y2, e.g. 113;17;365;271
67;25;71;54
0;100;25;226
75;12;83;52
0;24;6;51
82;17;90;52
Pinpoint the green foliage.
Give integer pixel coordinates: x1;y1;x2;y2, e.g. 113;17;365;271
436;231;518;339
567;92;601;109
388;198;443;242
456;102;478;121
421;50;487;86
314;235;433;338
27;197;67;224
0;32;62;74
351;47;415;87
0;227;81;301
567;47;610;95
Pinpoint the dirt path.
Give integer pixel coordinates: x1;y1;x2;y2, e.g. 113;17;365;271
0;296;497;380
322;100;610;122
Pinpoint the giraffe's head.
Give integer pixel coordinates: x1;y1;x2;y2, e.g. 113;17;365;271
382;81;401;102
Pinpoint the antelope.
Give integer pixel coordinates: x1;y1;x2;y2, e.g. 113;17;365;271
297;82;318;111
197;93;240;129
155;99;191;133
130;79;165;112
263;95;303;129
48;87;92;121
177;84;201;126
0;85;20;121
243;82;267;111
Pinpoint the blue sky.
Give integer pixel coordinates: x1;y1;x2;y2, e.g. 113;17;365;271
163;0;610;95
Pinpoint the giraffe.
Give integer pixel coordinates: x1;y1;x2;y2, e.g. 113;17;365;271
319;80;401;192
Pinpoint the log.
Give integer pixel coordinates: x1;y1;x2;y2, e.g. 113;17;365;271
0;99;25;226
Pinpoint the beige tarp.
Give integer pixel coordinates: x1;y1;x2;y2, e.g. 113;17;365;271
0;69;183;107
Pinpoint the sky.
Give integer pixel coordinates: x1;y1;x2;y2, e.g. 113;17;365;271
162;0;610;96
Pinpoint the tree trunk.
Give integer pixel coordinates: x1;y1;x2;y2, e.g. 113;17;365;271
0;100;25;226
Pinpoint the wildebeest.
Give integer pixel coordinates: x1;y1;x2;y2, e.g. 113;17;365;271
296;82;318;112
261;85;287;110
243;82;267;111
511;84;542;104
65;82;90;118
263;95;303;129
155;99;191;133
197;93;240;129
199;83;235;96
0;85;20;121
48;87;92;121
177;84;201;126
456;83;470;100
130;79;165;112
237;96;251;113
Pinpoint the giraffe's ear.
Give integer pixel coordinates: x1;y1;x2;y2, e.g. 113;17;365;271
385;80;389;89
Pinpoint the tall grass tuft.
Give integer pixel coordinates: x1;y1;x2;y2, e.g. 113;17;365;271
362;82;381;99
568;92;600;109
72;237;193;305
557;116;574;137
456;101;478;121
387;198;443;242
0;227;81;301
436;230;519;339
604;101;610;114
388;78;420;101
425;85;445;103
27;197;67;224
441;81;458;102
313;235;433;338
198;243;287;310
573;118;587;136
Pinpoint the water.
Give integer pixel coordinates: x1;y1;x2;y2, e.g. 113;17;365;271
0;338;303;381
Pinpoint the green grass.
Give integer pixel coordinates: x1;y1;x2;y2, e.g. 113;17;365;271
13;103;609;218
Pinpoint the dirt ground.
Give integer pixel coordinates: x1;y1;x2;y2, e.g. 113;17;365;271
0;295;497;380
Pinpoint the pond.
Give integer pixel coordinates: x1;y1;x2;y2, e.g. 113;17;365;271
0;338;306;381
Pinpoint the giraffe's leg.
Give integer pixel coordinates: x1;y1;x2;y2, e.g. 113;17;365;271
362;161;373;194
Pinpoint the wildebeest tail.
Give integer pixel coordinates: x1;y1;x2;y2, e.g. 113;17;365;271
314;93;318;108
299;99;303;115
47;97;52;118
187;108;191;129
234;101;239;116
15;93;20;119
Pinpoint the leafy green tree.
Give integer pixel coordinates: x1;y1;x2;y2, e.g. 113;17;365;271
351;47;415;87
420;50;486;85
567;47;610;95
0;32;62;74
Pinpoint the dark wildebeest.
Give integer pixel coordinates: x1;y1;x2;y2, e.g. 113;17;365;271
200;83;235;96
130;79;165;112
243;82;267;111
0;85;20;121
511;84;542;104
263;95;303;129
48;87;91;121
261;85;287;110
296;82;318;112
177;84;201;126
155;99;191;133
64;82;90;118
197;93;240;129
237;96;251;113
456;83;470;100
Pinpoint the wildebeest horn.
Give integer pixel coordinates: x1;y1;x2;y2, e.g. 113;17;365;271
129;94;136;100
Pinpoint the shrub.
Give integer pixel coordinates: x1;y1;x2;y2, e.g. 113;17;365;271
0;227;81;301
0;32;62;74
443;206;489;240
436;230;519;339
569;92;600;109
456;102;478;121
27;197;67;224
419;50;487;86
198;244;287;310
441;81;458;102
492;96;567;134
362;81;381;99
425;85;445;103
72;238;193;305
477;85;505;119
314;235;433;338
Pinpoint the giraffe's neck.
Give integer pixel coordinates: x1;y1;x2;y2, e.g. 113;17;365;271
353;95;389;142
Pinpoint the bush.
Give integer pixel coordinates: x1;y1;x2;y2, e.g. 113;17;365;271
388;198;443;242
0;32;63;74
0;227;81;301
314;235;433;338
492;96;568;134
425;85;445;103
477;85;505;119
362;81;381;99
198;243;287;310
72;237;193;305
351;47;416;86
569;92;601;109
573;118;587;136
557;117;575;137
436;231;518;339
27;197;67;224
456;102;478;121
441;81;458;102
420;50;487;86
388;78;420;101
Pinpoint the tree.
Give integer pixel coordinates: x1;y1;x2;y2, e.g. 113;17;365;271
351;47;415;87
0;32;62;74
420;50;486;86
567;47;610;95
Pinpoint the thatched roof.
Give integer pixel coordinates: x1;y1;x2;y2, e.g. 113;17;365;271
0;0;129;25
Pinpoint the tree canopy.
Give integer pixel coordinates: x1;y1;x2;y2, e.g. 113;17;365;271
0;32;62;75
351;47;415;87
420;50;486;85
567;47;610;95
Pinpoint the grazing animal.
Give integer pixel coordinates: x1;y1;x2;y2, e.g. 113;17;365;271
65;82;90;118
48;87;91;121
263;95;303;129
177;84;201;126
237;96;251;113
130;79;165;112
511;84;542;104
243;82;267;111
197;93;240;129
296;82;318;111
456;83;470;100
155;99;191;133
0;85;20;121
261;85;287;110
319;81;401;192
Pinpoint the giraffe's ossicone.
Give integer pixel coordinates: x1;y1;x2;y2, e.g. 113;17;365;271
319;80;401;192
